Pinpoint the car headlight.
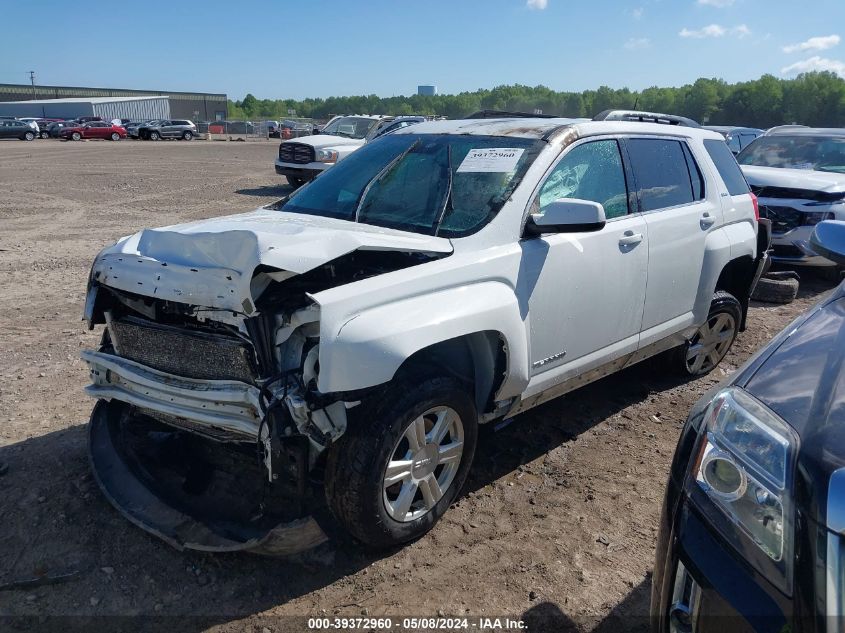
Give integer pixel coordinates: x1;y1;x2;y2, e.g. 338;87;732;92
315;149;338;163
690;387;797;590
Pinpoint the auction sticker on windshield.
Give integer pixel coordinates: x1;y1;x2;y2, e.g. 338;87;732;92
457;148;525;173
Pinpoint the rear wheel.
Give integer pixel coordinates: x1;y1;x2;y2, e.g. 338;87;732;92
39;131;48;139
149;131;160;141
286;176;306;188
111;132;120;141
24;131;35;141
182;131;193;141
669;290;741;377
325;376;477;548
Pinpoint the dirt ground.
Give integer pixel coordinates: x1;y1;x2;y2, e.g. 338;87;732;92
0;139;834;632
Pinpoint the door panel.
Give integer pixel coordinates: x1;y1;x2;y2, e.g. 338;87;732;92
625;137;721;344
522;139;648;395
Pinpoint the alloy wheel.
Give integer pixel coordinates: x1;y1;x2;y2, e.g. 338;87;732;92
383;406;465;523
686;312;736;375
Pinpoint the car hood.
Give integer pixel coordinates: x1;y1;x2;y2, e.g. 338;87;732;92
90;208;452;314
741;165;845;194
737;285;845;519
283;134;365;149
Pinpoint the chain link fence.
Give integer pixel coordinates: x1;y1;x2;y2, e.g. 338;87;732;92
197;118;315;141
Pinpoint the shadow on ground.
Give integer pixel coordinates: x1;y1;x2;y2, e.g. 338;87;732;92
234;184;292;198
0;357;689;632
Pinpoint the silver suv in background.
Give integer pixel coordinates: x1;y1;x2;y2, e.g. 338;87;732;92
138;119;197;141
738;127;845;272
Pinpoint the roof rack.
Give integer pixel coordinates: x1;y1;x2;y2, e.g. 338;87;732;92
465;109;558;119
593;109;700;128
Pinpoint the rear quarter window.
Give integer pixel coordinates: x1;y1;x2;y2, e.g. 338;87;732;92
626;138;696;212
704;139;749;196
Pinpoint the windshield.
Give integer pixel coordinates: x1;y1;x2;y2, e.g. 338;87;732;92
321;116;380;139
280;134;542;237
737;135;845;173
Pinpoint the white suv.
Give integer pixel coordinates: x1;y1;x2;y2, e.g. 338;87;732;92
82;113;768;553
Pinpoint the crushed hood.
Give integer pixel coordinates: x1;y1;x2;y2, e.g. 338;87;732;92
91;208;452;314
742;165;845;194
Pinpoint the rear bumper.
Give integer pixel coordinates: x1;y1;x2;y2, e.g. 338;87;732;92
88;399;328;555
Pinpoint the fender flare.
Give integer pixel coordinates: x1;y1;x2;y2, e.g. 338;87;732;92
314;281;530;399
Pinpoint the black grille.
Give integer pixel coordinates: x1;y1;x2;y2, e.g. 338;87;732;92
278;143;315;164
108;317;257;383
760;205;802;234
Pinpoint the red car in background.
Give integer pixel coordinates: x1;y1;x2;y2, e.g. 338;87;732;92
60;121;126;141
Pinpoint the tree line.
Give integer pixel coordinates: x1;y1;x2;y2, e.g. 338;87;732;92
227;72;845;128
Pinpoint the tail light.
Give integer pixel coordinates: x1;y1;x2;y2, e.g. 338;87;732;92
750;192;759;222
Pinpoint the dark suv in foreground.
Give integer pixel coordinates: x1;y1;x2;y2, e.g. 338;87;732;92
138;119;197;140
652;220;845;633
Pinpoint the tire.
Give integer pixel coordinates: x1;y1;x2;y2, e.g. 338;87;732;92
182;131;193;141
111;132;120;141
751;274;800;304
149;131;160;141
668;290;742;377
24;132;35;141
71;132;81;141
40;131;48;139
325;376;478;548
286;176;306;188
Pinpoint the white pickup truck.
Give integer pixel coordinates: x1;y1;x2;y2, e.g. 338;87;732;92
274;115;425;188
82;112;769;553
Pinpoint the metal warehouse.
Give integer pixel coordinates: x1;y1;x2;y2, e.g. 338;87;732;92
0;84;227;121
0;96;171;121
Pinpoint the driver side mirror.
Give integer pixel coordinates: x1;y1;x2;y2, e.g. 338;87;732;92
810;220;845;266
523;198;606;237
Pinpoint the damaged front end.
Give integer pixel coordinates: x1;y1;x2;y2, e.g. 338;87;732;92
81;210;451;554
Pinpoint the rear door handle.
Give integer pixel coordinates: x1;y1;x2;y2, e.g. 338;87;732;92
618;231;644;247
700;212;716;228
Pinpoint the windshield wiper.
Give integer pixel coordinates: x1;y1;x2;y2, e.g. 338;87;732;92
433;144;454;236
354;139;421;222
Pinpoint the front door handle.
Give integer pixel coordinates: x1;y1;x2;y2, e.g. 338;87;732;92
619;231;644;247
700;212;716;229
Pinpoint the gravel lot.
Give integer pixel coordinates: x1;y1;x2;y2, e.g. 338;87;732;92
0;139;834;632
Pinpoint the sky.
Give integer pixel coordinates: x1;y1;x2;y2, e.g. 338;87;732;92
2;0;844;101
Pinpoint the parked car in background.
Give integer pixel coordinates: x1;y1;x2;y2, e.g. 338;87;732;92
82;114;766;553
275;114;387;187
0;119;36;141
48;120;81;138
279;119;312;139
367;115;426;141
17;117;41;135
652;219;845;633
125;120;154;139
259;120;280;137
738;127;845;274
138;119;197;140
60;121;127;141
704;126;764;154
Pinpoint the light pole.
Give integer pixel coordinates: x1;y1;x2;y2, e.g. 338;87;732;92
29;70;36;99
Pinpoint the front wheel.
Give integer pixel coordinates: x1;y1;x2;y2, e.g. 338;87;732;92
286;176;306;188
325;376;477;548
24;131;35;141
71;132;81;141
111;132;120;141
149;131;160;141
669;290;741;376
40;131;49;139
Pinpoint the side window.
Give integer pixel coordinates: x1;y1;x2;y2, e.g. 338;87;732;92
725;134;741;153
681;143;705;201
538;139;630;219
704;139;750;196
626;138;695;212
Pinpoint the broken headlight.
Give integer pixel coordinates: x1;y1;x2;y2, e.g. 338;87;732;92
690;387;797;591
